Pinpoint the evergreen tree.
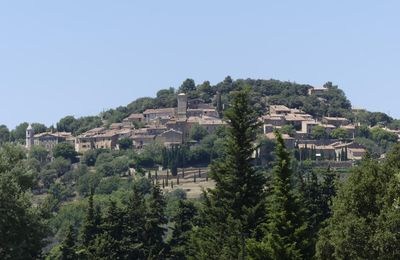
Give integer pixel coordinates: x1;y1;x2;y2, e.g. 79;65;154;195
320;166;337;220
298;166;337;258
93;200;125;259
248;133;307;259
144;183;167;258
60;224;77;260
190;88;266;259
80;194;101;257
122;184;146;259
169;200;197;259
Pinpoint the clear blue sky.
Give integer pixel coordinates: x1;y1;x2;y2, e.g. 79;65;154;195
1;1;399;129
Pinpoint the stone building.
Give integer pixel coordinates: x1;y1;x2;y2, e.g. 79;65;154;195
75;127;132;153
25;124;74;151
143;108;176;123
33;132;74;151
155;129;183;146
26;124;34;149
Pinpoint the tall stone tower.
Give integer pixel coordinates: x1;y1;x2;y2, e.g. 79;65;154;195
177;93;188;120
26;124;34;149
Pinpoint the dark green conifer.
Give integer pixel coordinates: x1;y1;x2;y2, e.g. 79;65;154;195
60;224;77;260
169;200;197;259
248;133;307;259
122;185;146;258
144;183;167;258
190;88;266;259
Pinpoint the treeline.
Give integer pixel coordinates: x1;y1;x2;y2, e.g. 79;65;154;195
2;77;400;146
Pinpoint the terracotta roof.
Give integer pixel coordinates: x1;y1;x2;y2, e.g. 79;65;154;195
160;129;183;135
320;124;336;129
126;113;144;119
323;116;349;121
131;135;155;140
34;132;73;138
348;148;367;152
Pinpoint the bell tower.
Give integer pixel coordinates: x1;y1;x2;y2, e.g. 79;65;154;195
26;124;34;149
177;93;188;120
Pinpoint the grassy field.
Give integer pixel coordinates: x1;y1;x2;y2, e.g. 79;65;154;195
147;167;215;198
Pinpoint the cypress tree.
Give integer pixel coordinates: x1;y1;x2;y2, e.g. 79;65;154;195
248;133;307;259
166;169;169;186
190;88;266;259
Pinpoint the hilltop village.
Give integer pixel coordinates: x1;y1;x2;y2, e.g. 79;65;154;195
26;92;225;152
24;86;400;165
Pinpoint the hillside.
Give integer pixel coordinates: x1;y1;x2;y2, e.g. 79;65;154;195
1;82;400;259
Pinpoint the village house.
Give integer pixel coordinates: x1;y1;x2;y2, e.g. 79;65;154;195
300;120;320;135
122;113;144;126
269;105;292;115
75;127;132;153
155;129;183;147
284;113;313;130
308;87;328;95
298;144;336;161
143;108;176;123
26;124;74;151
265;132;295;149
332;142;367;161
340;124;357;139
322;116;350;127
260;114;286;127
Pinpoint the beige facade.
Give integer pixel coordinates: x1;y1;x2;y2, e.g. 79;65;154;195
33;132;74;151
75;128;132;153
155;129;183;146
143;108;176;123
322;116;350;127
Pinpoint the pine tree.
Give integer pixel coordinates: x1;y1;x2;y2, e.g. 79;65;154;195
144;183;167;258
190;88;266;259
248;133;307;259
60;224;77;260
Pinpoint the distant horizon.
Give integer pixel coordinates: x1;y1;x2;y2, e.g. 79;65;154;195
1;1;399;128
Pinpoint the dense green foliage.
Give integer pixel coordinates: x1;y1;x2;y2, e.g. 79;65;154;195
316;145;400;259
0;145;46;259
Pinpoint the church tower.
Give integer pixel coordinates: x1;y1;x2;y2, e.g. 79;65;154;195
26;124;34;149
177;93;188;120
